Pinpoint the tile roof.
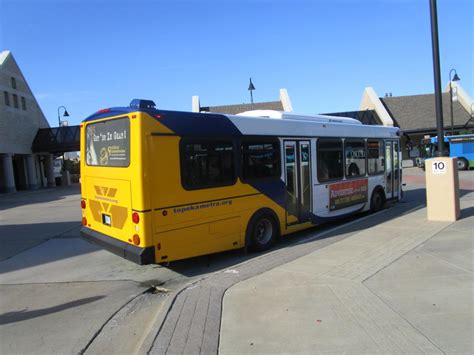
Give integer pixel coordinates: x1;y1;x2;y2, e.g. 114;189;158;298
381;93;471;132
200;101;284;115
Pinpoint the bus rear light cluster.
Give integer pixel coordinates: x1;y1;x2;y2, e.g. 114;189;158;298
132;234;140;245
132;212;140;224
82;217;87;226
81;200;86;209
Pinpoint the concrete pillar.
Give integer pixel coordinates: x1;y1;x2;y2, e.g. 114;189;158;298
1;154;16;193
45;154;56;188
26;155;39;190
192;95;200;112
62;170;71;186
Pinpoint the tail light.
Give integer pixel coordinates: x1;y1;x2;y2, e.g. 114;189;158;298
81;200;86;209
132;234;140;245
82;217;87;226
132;212;140;224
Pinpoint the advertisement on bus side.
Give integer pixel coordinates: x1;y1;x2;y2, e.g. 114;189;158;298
329;179;368;211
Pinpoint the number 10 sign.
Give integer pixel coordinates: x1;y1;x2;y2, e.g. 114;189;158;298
432;160;447;174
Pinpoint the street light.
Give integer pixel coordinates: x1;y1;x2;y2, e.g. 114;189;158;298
248;78;255;104
429;0;447;156
449;69;461;136
57;106;70;174
57;105;69;127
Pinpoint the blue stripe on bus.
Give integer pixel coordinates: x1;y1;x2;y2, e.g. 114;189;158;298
246;178;287;210
151;110;242;137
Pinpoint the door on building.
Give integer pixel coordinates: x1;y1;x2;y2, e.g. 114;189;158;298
284;140;312;225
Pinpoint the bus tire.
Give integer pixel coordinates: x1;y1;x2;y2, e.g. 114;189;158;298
246;210;279;252
370;188;385;213
457;158;469;171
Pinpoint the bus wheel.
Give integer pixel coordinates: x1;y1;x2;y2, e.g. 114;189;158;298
457;158;469;171
247;213;277;252
370;189;385;213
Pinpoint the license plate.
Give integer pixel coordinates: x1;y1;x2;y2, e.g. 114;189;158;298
102;214;111;226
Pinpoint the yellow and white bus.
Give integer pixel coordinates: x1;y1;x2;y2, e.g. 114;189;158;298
80;99;401;264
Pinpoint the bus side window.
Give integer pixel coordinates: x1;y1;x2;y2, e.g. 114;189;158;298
317;139;343;182
367;139;384;175
241;139;280;180
345;139;366;178
180;140;236;190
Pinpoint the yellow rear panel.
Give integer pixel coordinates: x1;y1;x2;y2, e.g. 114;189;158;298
84;176;132;243
81;112;152;250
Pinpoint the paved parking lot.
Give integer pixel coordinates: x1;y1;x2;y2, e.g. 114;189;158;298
0;169;472;354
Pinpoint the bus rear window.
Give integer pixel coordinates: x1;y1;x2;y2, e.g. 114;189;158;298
85;117;130;167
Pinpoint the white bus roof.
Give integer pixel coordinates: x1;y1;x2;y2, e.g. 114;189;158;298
237;110;362;125
226;110;399;139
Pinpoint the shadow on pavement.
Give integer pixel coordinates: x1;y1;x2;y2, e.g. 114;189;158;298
0;296;105;325
0;185;80;211
0;222;96;273
459;206;474;219
165;187;473;278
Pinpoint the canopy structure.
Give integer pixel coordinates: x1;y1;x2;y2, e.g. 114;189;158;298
31;126;80;153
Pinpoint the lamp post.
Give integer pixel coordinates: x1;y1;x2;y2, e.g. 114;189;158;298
425;0;460;223
449;69;461;136
57;106;70;173
429;0;447;156
57;106;69;127
248;78;255;104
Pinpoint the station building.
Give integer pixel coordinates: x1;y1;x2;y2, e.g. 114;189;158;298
0;50;56;193
358;85;473;166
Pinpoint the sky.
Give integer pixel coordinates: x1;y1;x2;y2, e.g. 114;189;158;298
0;0;472;127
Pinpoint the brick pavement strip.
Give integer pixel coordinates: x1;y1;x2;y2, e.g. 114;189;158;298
146;200;430;354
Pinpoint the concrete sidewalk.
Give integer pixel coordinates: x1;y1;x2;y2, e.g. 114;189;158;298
220;192;474;354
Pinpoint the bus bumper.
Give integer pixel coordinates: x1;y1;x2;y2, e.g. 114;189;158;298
80;227;155;265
